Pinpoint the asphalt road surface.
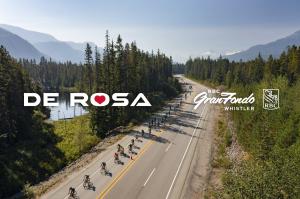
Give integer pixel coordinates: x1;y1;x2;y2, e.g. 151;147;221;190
42;75;215;199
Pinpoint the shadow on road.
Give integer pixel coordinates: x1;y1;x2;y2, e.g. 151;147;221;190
130;130;170;144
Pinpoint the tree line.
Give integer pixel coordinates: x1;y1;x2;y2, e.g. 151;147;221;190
20;57;81;91
186;45;300;86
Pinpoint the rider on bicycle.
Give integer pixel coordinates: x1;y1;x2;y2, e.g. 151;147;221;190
141;129;145;137
128;143;133;153
83;175;90;182
114;152;119;162
117;144;122;152
83;175;90;188
101;162;106;171
84;175;90;183
69;187;75;197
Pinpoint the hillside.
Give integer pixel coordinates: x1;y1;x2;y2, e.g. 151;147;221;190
0;24;57;43
34;41;83;63
0;27;43;60
0;24;99;63
226;30;300;61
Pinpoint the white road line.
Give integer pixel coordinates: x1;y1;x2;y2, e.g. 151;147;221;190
165;104;207;199
165;142;172;152
143;168;156;187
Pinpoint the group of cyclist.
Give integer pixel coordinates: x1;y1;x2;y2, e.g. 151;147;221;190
67;93;191;198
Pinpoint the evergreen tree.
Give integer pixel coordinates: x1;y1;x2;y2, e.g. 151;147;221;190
84;43;93;95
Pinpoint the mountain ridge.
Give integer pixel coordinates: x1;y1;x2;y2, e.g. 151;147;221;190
0;27;44;60
226;30;300;61
0;24;101;63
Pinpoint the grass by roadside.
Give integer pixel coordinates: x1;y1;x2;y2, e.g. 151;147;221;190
205;111;232;199
53;114;99;163
212;119;232;169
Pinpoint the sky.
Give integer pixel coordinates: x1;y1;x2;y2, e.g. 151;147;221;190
0;0;300;62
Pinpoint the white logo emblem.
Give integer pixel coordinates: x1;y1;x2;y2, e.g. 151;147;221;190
24;93;151;107
263;89;279;110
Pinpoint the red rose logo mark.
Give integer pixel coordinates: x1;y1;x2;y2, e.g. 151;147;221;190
94;95;106;105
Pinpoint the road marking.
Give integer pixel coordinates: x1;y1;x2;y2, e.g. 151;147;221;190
165;104;207;199
143;168;156;187
165;142;172;152
97;130;164;199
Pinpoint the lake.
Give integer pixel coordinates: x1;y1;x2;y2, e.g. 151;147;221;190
49;93;88;121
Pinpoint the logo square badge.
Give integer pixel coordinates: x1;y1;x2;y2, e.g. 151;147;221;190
263;89;279;110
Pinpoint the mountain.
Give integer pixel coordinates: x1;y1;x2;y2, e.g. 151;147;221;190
0;24;101;63
34;41;83;63
226;30;300;61
66;41;98;52
0;27;44;60
0;24;57;43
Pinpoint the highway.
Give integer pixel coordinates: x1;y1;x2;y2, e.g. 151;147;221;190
41;76;215;199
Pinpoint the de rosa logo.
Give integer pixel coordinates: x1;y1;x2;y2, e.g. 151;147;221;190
23;93;151;107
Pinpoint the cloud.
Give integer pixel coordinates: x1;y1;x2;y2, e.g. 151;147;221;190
225;50;241;56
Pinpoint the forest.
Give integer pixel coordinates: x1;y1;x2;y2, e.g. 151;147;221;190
0;32;181;197
185;46;300;198
20;57;81;91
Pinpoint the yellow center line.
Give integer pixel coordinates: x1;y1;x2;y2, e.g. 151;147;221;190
97;130;164;199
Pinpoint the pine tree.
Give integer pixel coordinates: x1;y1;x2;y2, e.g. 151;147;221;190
95;47;102;91
84;43;93;95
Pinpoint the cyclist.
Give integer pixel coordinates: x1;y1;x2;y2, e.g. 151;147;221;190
83;175;90;188
128;143;133;153
141;129;145;137
114;152;119;163
101;162;106;172
117;144;123;152
69;187;76;198
84;175;90;183
135;134;139;140
118;144;125;156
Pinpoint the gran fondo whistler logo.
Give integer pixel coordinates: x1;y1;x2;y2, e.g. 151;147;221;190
193;89;255;111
